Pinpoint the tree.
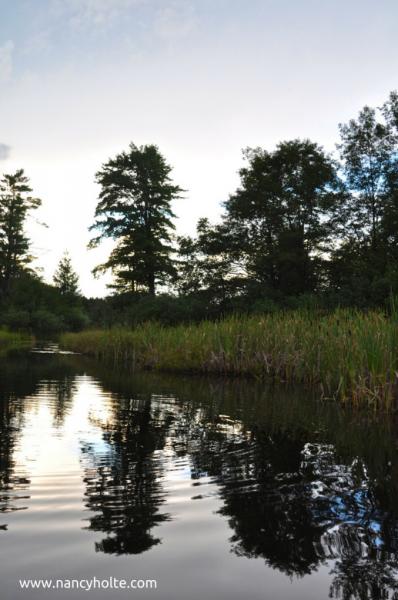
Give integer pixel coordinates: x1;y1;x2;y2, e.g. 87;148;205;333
53;251;80;296
177;218;246;311
328;102;398;304
222;140;341;295
0;169;42;298
337;105;398;255
89;143;183;294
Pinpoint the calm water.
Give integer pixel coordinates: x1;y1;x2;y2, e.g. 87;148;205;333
1;348;398;599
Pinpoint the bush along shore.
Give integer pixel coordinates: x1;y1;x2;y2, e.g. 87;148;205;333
0;329;35;354
59;309;398;410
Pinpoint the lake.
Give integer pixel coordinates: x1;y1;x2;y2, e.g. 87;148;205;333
1;345;398;599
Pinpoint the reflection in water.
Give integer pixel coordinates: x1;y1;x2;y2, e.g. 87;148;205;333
81;397;172;555
1;354;398;598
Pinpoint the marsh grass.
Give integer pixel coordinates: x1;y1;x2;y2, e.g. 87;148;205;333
0;329;34;355
60;309;398;410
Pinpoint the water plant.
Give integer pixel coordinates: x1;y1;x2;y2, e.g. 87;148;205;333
0;329;35;354
60;309;398;410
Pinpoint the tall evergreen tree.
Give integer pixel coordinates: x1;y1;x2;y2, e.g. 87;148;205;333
53;251;80;296
0;169;42;298
89;143;183;294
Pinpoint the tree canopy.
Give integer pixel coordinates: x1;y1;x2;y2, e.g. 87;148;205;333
178;139;341;301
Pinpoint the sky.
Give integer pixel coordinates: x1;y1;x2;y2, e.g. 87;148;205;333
1;0;398;297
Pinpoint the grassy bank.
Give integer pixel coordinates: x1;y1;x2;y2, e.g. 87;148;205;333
60;309;398;409
0;329;35;354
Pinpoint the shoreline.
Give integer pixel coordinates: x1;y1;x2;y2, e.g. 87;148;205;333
59;310;398;411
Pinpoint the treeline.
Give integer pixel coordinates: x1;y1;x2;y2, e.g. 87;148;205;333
2;92;398;333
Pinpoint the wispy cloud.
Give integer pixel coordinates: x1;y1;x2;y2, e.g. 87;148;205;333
0;41;14;82
51;0;145;33
23;31;53;55
153;1;197;40
0;144;11;161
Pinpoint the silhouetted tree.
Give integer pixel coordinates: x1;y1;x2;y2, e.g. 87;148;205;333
0;170;42;299
337;105;398;254
89;143;184;294
178;140;341;301
53;251;80;296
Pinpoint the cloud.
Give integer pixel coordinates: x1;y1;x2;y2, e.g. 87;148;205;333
0;144;11;161
153;1;197;39
0;41;14;82
51;0;145;32
23;32;53;55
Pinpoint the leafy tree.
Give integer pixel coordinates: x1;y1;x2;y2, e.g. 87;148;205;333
329;102;398;303
177;218;245;309
185;140;341;298
381;90;398;133
53;251;80;296
0;169;42;298
337;105;398;255
89;143;183;294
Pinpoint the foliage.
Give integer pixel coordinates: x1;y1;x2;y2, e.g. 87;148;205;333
6;91;398;332
178;140;342;301
0;169;42;298
0;272;88;334
337;105;398;253
89;143;183;294
0;328;34;353
61;308;398;410
53;251;80;296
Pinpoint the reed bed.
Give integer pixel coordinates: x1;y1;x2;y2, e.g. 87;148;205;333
0;329;34;353
60;309;398;410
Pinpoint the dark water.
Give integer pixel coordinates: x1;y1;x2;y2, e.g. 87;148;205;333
1;349;398;599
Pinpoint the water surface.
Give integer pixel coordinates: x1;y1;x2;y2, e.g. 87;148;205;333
1;349;398;599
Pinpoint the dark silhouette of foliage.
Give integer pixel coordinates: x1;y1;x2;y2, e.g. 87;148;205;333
53;251;80;296
0;170;42;299
89;143;183;294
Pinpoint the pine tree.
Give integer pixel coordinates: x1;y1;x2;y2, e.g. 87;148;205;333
0;169;42;297
89;143;183;294
53;251;80;295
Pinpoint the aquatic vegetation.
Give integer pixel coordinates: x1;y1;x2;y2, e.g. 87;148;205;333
60;309;398;409
0;329;34;354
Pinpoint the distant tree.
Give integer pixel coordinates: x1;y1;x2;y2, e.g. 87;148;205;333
0;169;42;299
89;143;184;294
53;251;80;296
177;218;246;309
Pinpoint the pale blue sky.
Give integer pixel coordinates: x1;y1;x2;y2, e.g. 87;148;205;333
1;0;398;295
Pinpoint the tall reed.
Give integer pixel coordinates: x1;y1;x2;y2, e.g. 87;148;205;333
0;329;34;353
60;309;398;410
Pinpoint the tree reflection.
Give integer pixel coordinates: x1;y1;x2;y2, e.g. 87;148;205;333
187;418;398;598
81;397;173;555
75;365;398;597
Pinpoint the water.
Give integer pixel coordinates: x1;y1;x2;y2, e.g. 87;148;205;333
1;348;398;599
